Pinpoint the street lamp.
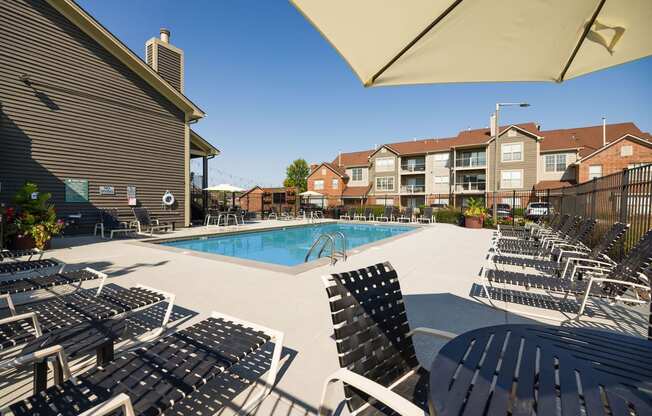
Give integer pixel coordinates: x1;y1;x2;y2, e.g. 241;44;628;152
492;102;530;223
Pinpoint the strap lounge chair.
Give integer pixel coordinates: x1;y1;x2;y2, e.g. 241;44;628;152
376;206;393;222
0;259;59;276
8;312;284;416
132;207;172;236
494;215;580;255
280;207;295;221
497;212;560;239
0;283;175;355
0;267;105;296
363;207;374;221
397;207;414;223
319;263;456;416
481;229;652;319
339;208;354;220
0;249;43;262
94;209;137;239
491;222;628;276
417;207;435;224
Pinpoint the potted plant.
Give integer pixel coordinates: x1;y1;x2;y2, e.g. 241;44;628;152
12;182;64;250
463;197;486;229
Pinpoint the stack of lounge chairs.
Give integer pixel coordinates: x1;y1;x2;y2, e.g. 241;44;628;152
478;215;651;319
0;249;59;276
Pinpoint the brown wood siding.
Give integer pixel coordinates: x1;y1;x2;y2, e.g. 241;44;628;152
0;0;187;229
156;44;181;91
146;43;153;67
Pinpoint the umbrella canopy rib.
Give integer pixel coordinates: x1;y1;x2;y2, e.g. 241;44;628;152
368;0;463;87
558;0;606;82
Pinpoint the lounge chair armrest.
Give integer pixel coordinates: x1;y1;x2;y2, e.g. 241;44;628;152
0;311;42;336
319;368;426;416
0;344;71;380
589;277;650;291
78;393;135;416
407;327;457;341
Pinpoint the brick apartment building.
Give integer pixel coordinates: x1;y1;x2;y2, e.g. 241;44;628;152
307;121;652;208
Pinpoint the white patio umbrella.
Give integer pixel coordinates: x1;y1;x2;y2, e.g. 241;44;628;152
291;0;652;86
299;190;325;208
203;184;245;207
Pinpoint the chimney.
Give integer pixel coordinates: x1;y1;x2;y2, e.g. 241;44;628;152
602;117;607;147
338;151;342;166
146;28;184;92
310;164;319;173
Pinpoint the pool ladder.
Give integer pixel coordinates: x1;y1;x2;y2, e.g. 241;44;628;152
305;232;347;265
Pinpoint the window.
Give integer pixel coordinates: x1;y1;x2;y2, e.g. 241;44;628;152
272;193;286;204
501;143;523;162
332;179;338;189
375;176;395;191
500;170;522;189
434;175;449;184
376;197;394;206
375;157;395;172
621;145;633;156
351;168;363;181
431;198;449;206
433;153;450;167
588;165;602;180
314;180;324;190
544;154;567;172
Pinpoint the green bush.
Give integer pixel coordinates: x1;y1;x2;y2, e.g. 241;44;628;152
434;208;462;224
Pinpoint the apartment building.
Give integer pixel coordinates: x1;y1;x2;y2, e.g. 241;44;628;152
308;121;652;208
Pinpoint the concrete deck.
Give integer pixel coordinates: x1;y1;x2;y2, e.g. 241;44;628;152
1;220;647;415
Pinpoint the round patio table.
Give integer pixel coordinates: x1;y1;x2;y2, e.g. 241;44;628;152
428;324;652;416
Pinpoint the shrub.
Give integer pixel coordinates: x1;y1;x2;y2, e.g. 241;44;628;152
463;197;487;218
435;208;462;225
13;182;64;249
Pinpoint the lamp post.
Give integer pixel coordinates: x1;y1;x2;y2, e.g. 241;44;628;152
492;102;530;223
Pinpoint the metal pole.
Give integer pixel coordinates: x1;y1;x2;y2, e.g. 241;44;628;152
512;190;516;226
493;104;499;223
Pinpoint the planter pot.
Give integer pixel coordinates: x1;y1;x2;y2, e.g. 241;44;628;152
12;235;51;250
464;216;483;229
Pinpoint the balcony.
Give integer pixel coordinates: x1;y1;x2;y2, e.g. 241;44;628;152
400;162;426;173
455;181;486;193
455;157;486;169
401;184;426;194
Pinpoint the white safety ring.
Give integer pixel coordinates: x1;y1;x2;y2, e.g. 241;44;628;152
162;191;175;206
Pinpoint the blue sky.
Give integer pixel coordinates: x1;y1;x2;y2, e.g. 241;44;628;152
78;0;652;188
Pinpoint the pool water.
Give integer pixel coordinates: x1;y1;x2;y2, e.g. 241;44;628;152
160;223;415;267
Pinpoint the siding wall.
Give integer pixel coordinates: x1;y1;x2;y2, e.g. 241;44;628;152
156;44;182;92
427;151;452;194
0;0;188;229
345;167;369;187
538;151;578;182
488;128;539;190
368;148;398;195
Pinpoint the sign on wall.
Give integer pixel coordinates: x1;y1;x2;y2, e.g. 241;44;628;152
127;185;137;206
99;186;115;195
64;179;89;203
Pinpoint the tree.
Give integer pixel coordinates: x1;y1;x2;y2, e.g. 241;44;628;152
284;159;310;192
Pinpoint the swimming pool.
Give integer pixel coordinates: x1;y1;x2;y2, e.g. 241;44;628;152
159;223;415;267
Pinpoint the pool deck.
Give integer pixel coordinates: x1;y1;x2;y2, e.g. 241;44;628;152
2;219;648;415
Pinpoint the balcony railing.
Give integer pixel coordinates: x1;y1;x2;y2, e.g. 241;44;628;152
400;163;426;172
455;157;486;168
455;182;486;192
401;184;426;193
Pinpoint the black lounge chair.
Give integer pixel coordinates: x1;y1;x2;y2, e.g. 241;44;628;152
94;209;137;239
319;262;456;416
362;207;374;221
491;222;628;275
0;267;105;296
495;215;580;255
0;249;42;261
0;284;174;354
8;312;284;416
497;212;560;238
132;207;172;235
340;208;356;221
482;229;652;318
0;259;59;276
418;207;435;224
376;206;393;222
397;207;414;223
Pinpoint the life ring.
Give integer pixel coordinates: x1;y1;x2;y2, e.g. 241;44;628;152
162;191;175;206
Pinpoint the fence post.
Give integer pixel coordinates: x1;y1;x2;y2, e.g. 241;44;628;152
590;177;597;220
619;168;630;223
511;190;515;225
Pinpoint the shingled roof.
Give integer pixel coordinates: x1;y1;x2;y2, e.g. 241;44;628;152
331;149;374;167
539;122;644;157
